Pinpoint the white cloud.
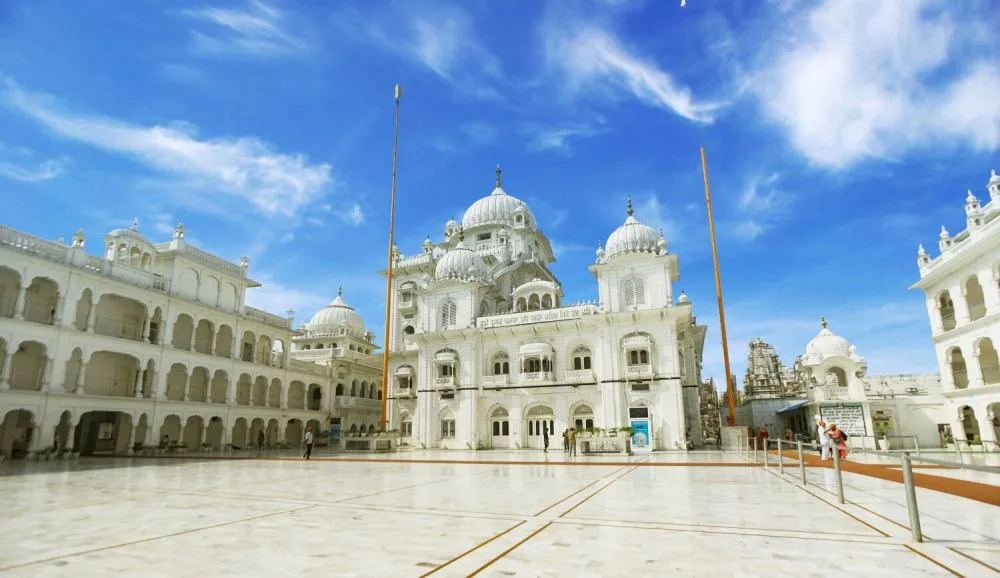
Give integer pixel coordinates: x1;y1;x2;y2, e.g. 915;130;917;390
341;203;364;225
633;194;682;245
732;220;765;241
1;77;331;219
738;173;780;212
753;0;1000;168
731;173;784;241
180;1;306;58
551;242;591;259
543;22;722;123
0;158;63;182
244;275;328;325
527;124;603;153
362;3;501;99
279;232;295;243
459;122;498;145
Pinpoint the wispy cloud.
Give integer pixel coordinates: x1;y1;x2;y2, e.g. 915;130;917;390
542;20;722;123
360;3;501;100
731;173;785;241
752;0;1000;168
180;1;306;58
0;158;63;182
632;194;682;245
551;241;591;259
245;274;329;325
459;122;498;145
1;77;332;219
526;123;604;153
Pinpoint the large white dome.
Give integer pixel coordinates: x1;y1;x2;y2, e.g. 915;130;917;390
805;319;852;360
435;240;487;281
604;199;663;259
306;288;365;335
461;166;535;229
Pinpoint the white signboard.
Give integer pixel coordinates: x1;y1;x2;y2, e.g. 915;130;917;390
819;405;867;437
476;305;598;329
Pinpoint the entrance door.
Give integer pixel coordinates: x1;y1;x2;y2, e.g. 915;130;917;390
491;419;510;449
524;406;555;449
629;406;652;452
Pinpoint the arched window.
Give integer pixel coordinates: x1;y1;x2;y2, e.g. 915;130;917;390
628;349;650;365
440;299;457;329
938;291;956;332
360;382;367;398
622;276;646;308
350;379;358;396
403;325;415;335
335;384;344;396
492;352;510;375
480;301;489;317
572;346;592;370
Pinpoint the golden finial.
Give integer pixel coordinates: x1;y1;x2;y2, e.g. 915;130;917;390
338;285;343;297
626;194;633;217
821;316;827;329
495;164;503;188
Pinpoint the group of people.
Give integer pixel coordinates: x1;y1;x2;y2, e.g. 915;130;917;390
816;420;848;460
540;427;579;456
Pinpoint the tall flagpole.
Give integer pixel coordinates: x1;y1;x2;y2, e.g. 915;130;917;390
380;84;402;432
700;147;736;427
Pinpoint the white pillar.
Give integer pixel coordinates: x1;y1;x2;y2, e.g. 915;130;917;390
969;347;985;388
133;368;143;398
76;362;87;395
13;284;27;320
981;271;1000;316
210;331;218;355
0;353;13;390
52;295;64;325
87;302;98;332
183;374;190;402
40;358;54;392
189;324;197;351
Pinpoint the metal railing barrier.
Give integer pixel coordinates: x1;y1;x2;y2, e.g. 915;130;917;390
899;452;1000;543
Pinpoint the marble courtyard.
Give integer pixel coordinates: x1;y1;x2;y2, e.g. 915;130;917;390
1;451;997;577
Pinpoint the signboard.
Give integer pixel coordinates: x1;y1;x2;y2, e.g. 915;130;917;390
819;404;867;437
329;423;341;444
630;419;651;450
476;304;598;329
97;422;114;440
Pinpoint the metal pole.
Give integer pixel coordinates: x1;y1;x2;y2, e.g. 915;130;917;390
901;453;923;542
379;84;402;432
700;147;736;427
777;439;784;474
797;442;807;486
763;439;769;468
752;437;757;462
832;441;844;504
913;435;920;456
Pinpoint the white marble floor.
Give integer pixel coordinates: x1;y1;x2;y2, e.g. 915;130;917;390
0;451;996;577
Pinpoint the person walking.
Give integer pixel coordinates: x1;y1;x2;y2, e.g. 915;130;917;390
542;426;549;453
817;420;831;460
257;430;265;454
303;427;314;460
562;428;569;453
828;424;848;460
567;428;577;457
759;427;769;451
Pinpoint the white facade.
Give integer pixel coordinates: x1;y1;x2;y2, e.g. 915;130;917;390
912;169;1000;451
0;221;339;458
382;167;707;451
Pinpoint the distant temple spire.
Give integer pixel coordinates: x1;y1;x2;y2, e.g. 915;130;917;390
626;194;634;217
338;285;343;297
495;164;503;188
821;316;827;329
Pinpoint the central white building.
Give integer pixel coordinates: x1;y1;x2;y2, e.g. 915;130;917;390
383;167;707;451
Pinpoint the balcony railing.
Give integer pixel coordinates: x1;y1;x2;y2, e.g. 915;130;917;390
434;376;456;388
93;317;143;342
482;374;509;386
566;369;593;383
244;306;292;330
521;371;553;383
625;364;652;378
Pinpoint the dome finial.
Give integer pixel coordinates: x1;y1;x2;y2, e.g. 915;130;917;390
821;316;827;329
626;194;633;217
458;227;465;242
338;285;342;297
130;217;139;231
495;164;502;188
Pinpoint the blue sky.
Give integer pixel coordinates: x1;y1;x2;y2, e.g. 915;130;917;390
1;0;998;388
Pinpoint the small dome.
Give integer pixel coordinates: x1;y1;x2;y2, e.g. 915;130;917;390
605;197;660;259
678;291;690;304
306;287;365;335
939;226;949;239
804;318;852;360
966;189;978;203
461;165;535;229
990;169;1000;184
434;238;487;281
107;218;152;243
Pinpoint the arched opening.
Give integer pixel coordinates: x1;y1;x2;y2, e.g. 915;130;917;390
351;379;358;397
439;408;456;441
400;412;413;438
335;383;345;396
572;404;595;430
171;314;195;350
77;411;133;455
216;324;234;358
62;348;84;392
252;376;267;406
83;351;140;397
516;297;527;312
572;346;592;371
0;266;22;319
977;338;1000;385
527;294;540;311
0;409;35;459
266;419;280;447
949;348;969;389
524;405;555;449
248;418;266;449
210;369;229;403
141;359;155;398
965;275;987;322
23;277;60;325
9;341;47;391
159;415;182;448
825;367;848;387
148;307;163;344
54;410;73;451
360;382;368;398
165;363;188;401
286;419;304;447
960;406;981;443
240;331;256;362
73;288;93;330
255;335;273;365
205;417;224;449
268;378;282;408
193;319;214;354
288;381;305;409
368;424;376;435
93;293;146;341
187;367;209;402
134;413;148;450
308;384;322;411
236;374;252;406
182;416;204;448
491;352;510;375
541;294;553;309
232;418;249;450
938;291;956;331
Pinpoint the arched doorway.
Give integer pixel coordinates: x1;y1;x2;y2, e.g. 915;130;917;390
524;405;554;449
183;416;204;449
490;406;510;449
285;419;304;448
0;409;35;459
76;411;132;456
205;417;225;449
959;406;980;444
248;418;265;449
572;404;595;430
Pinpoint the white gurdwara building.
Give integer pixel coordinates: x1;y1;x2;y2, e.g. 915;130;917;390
913;169;1000;450
0;220;375;459
383;167;707;451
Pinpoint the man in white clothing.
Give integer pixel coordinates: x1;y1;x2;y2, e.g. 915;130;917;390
303;428;314;460
817;420;831;460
